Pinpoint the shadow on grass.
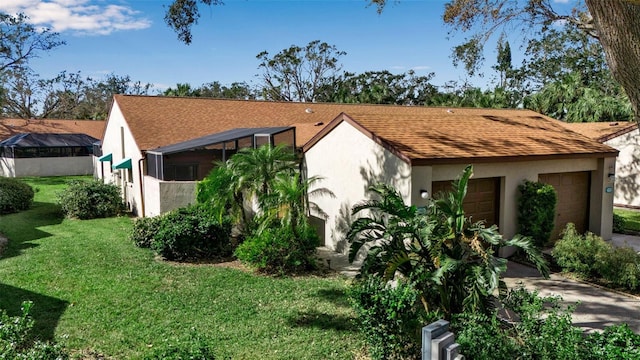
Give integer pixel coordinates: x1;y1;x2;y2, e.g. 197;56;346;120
0;201;63;261
287;310;358;332
0;283;69;341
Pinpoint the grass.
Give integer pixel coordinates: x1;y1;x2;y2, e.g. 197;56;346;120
614;208;640;233
0;176;365;359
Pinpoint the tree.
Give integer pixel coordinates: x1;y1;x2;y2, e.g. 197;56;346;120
163;83;200;97
256;40;346;102
318;70;437;105
494;37;511;88
161;81;256;99
0;13;64;74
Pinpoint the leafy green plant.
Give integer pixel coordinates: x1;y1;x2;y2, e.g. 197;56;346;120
142;333;216;360
597;246;640;290
0;177;34;214
235;221;319;274
613;212;626;233
452;312;516;360
348;276;430;360
0;301;69;359
347;165;548;318
129;216;163;248
582;324;640;360
151;204;232;261
517;180;557;247
57;179;123;219
553;223;612;279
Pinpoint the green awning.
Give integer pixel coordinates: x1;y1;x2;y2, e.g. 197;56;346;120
112;158;132;170
98;153;112;162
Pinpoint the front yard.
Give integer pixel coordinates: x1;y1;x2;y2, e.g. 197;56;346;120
0;177;364;359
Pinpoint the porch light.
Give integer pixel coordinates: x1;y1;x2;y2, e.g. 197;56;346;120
608;173;616;183
420;190;429;199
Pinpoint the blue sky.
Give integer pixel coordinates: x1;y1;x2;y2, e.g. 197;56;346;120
0;0;577;92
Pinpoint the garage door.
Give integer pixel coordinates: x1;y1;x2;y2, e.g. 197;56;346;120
539;171;590;241
432;177;500;226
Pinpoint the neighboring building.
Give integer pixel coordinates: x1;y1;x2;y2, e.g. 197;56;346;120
0;118;105;177
561;121;639;209
99;95;618;251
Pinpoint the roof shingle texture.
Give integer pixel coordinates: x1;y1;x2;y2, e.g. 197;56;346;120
0;118;106;141
559;121;637;142
114;95;617;162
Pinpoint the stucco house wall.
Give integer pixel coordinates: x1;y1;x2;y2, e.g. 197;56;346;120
12;157;94;177
604;127;640;207
306;120;615;252
144;176;198;217
304;120;411;253
98;101;145;215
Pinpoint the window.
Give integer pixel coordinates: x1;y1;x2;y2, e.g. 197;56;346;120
164;164;198;181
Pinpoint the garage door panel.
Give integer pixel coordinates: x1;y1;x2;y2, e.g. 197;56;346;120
432;177;499;227
539;172;590;241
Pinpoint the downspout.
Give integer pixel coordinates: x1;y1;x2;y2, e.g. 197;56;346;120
138;156;145;217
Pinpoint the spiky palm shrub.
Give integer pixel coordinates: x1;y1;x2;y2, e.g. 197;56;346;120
348;165;549;318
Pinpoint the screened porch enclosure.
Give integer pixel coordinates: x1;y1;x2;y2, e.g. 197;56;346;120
146;127;296;181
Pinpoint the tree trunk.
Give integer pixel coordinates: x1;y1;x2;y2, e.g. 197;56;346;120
585;0;640;124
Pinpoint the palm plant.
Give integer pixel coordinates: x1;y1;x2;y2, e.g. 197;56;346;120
347;165;549;318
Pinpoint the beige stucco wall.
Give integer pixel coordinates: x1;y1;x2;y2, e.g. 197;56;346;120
10;157;94;177
0;157;15;177
412;158;614;241
605;128;640;207
98;100;145;215
143;175;197;217
305;120;615;252
304;121;412;252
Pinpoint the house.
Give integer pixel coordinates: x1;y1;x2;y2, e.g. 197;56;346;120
99;95;617;251
561;121;639;209
303;109;618;251
0;118;105;177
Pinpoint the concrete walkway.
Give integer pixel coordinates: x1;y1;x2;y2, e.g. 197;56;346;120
318;233;640;333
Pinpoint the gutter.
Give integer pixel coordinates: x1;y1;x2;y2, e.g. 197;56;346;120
138;156;145;217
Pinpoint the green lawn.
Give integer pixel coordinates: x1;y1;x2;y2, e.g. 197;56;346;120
0;176;365;359
615;208;640;233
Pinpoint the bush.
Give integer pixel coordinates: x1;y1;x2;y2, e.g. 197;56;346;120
613;212;626;233
0;301;69;359
518;180;557;247
58;180;124;219
348;276;430;360
597;246;640;290
582;324;640;360
151;205;232;261
130;216;163;248
0;177;34;214
552;223;610;278
234;222;318;274
452;312;516;360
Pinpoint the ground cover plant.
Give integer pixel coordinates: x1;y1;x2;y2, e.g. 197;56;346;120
0;176;365;359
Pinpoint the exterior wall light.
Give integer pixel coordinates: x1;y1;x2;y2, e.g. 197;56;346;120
420;189;429;199
608;173;616;183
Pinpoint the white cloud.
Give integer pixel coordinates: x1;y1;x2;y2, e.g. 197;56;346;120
0;0;151;35
553;0;570;3
411;66;431;71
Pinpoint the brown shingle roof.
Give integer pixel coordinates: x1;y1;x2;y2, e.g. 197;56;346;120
113;95;617;163
0;118;106;141
559;121;637;142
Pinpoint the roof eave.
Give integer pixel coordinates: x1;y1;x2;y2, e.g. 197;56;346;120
409;151;619;166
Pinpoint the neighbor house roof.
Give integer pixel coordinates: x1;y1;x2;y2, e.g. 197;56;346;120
303;108;619;165
0;118;106;141
113;95;617;164
0;133;99;148
559;121;637;143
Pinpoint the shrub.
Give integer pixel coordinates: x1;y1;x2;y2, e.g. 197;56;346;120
234;221;319;274
0;301;69;359
58;180;124;219
597;246;640;290
0;177;34;214
151;204;232;261
130;216;163;248
518;180;557;247
582;324;640;360
552;223;610;279
348;276;430;360
452;312;516;360
613;212;626;233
